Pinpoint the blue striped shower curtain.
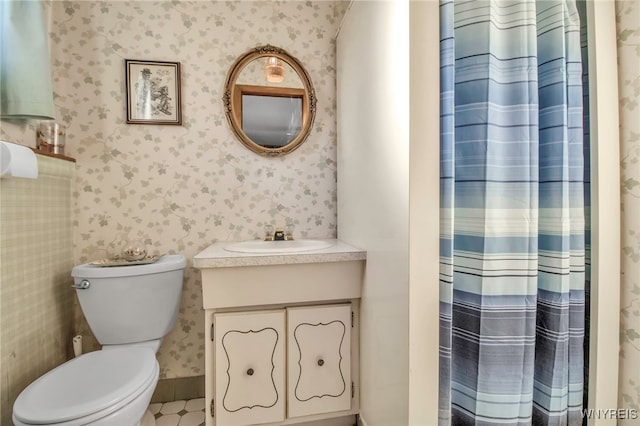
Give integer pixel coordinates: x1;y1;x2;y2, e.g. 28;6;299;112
439;1;588;424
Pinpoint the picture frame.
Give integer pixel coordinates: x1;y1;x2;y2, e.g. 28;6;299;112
125;59;182;125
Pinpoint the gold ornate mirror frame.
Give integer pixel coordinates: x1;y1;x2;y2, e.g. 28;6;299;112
223;45;317;157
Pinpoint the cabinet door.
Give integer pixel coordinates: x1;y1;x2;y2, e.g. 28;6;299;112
287;304;352;418
214;310;285;426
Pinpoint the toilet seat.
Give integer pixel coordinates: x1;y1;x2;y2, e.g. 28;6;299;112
13;347;158;425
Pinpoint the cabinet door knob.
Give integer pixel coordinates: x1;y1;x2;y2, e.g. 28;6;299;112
247;368;254;376
317;359;324;367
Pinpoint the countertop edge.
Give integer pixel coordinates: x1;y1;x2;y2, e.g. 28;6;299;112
193;239;366;268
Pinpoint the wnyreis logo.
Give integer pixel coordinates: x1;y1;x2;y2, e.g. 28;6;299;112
582;409;639;420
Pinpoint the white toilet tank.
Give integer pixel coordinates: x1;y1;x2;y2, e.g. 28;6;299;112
71;254;186;346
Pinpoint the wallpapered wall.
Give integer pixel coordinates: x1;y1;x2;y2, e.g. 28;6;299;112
41;0;345;380
616;0;640;418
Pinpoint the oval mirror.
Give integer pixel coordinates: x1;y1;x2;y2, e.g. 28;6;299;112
223;45;316;156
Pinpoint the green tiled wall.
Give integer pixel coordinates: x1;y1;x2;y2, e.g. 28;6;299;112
0;154;75;425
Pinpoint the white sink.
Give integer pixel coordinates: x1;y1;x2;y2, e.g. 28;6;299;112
223;239;335;254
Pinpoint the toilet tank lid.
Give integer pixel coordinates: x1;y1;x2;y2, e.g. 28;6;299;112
71;254;186;279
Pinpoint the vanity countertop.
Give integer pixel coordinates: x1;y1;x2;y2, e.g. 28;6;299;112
193;239;366;268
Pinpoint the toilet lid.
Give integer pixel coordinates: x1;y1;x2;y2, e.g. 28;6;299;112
13;347;158;424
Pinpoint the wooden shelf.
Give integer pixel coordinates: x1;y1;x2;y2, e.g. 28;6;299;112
31;148;76;163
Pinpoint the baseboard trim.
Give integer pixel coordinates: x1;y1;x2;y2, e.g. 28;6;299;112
358;414;368;426
151;375;205;403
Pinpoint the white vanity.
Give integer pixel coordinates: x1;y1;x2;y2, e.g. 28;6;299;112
194;239;366;426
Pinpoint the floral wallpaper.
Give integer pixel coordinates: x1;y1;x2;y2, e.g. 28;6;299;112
617;0;640;417
42;0;348;380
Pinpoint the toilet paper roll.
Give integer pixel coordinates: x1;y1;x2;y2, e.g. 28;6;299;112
73;335;83;357
0;140;38;179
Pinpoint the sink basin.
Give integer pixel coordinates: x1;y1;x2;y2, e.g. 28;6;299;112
223;239;335;254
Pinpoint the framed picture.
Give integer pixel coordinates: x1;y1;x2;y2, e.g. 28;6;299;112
125;59;182;125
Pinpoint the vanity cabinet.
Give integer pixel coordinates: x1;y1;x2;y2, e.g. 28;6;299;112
213;305;352;426
194;239;366;426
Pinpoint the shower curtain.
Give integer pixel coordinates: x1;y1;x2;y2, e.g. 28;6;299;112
439;0;589;424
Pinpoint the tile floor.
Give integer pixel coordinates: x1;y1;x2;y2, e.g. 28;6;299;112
149;398;206;426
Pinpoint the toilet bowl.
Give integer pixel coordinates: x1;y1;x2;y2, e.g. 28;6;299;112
13;347;159;426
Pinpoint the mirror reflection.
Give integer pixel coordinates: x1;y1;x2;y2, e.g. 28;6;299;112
242;93;302;147
223;45;316;156
236;58;303;88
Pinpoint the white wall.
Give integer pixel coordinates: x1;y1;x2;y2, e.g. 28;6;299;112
408;1;441;424
585;1;622;422
337;1;410;424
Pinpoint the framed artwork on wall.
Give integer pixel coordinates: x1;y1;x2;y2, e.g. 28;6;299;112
125;59;182;125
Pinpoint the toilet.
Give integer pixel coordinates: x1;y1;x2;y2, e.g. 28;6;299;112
12;254;186;426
